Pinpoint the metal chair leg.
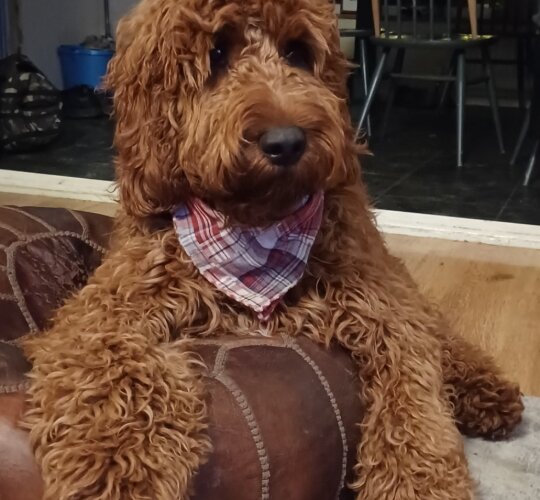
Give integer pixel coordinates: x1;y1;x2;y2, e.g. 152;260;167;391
482;46;505;155
510;105;531;166
359;39;372;137
380;48;405;139
356;48;389;139
517;38;526;111
439;51;457;109
456;51;466;168
523;140;539;187
347;70;356;102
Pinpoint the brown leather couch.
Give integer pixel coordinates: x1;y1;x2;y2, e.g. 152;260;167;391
0;206;362;500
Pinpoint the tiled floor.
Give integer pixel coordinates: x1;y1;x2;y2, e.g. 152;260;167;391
1;118;115;180
358;102;540;225
1;104;539;225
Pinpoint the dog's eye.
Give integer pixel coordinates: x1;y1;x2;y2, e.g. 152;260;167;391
283;40;313;71
209;39;229;74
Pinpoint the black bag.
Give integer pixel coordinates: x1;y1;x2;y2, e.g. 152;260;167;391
0;54;62;152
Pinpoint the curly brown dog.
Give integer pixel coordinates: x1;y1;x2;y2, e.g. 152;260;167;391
23;0;524;498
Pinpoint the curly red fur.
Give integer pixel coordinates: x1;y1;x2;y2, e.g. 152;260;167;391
23;0;523;498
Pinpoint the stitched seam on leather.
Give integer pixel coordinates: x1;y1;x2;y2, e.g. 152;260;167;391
9;230;107;255
3;206;56;231
67;209;90;239
281;334;348;499
3;231;107;335
213;371;270;500
0;379;30;394
212;344;229;377
0;221;25;238
5;244;38;332
193;337;283;348
4;331;38;346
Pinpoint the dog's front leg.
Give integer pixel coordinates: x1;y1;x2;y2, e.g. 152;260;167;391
440;331;524;439
23;247;211;500
386;254;523;440
348;328;473;499
333;287;475;500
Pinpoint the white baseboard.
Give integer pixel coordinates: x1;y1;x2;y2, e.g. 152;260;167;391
375;210;540;250
1;170;539;250
0;170;116;202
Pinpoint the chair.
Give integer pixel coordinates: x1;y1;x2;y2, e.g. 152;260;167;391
510;3;540;186
357;0;505;168
340;28;373;136
456;0;537;110
339;0;376;136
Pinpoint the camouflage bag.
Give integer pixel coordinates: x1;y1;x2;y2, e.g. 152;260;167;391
0;54;62;152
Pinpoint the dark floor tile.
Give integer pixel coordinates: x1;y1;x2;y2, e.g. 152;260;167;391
369;105;524;169
361;149;440;176
497;184;540;226
363;105;537;221
1;118;115;180
374;194;501;221
361;171;403;199
382;162;517;206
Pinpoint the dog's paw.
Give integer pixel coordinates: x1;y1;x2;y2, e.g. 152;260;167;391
455;378;524;440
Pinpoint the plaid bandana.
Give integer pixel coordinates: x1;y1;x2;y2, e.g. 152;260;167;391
173;192;324;321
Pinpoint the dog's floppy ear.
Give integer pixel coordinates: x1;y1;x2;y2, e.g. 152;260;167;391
106;0;206;218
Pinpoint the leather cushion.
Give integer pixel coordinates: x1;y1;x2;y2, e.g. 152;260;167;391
0;205;363;499
190;336;361;499
0;206;113;394
0;336;362;499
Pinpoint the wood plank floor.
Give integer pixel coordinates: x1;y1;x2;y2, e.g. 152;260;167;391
386;234;540;397
1;191;539;395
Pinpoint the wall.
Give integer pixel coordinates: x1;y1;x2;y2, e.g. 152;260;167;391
0;0;7;58
2;0;21;57
19;0;138;88
17;2;515;99
338;17;356;59
18;0;346;89
109;0;138;28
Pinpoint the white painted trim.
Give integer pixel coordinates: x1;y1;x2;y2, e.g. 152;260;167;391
0;170;116;202
375;210;540;250
1;170;539;250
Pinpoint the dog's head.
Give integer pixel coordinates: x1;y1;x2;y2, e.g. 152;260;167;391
108;0;360;226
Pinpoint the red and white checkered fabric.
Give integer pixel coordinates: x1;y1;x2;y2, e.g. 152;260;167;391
173;192;324;320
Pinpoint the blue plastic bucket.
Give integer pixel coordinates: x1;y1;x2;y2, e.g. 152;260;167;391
57;44;114;90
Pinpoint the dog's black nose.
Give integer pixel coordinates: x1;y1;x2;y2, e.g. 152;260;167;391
259;126;306;167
